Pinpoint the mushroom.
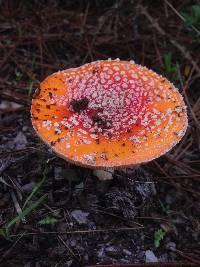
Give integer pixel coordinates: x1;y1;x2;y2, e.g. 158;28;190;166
31;59;188;177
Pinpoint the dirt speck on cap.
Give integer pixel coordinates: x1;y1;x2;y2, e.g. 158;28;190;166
69;97;89;112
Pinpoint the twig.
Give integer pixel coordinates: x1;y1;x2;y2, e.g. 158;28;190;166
0;89;30;105
86;262;199;267
164;0;200;37
10;189;26;223
58;235;79;260
140;6;200;75
173;249;200;265
10;226;144;238
155;174;200;180
0;159;12;176
0;233;26;263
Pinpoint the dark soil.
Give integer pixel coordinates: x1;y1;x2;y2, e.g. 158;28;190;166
0;1;200;267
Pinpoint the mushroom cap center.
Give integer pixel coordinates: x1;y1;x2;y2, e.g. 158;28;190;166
66;67;150;139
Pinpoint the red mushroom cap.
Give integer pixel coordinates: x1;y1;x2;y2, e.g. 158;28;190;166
31;60;188;168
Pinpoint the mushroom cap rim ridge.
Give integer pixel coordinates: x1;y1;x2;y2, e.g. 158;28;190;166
31;122;188;169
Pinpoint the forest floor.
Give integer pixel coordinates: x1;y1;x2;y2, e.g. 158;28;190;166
0;1;200;267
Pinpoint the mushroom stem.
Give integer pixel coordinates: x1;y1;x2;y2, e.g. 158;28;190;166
93;168;114;181
93;165;140;180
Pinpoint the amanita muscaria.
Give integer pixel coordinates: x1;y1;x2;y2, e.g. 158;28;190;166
31;59;188;168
